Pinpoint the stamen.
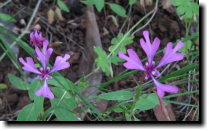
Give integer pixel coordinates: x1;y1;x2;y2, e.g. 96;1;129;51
145;62;149;66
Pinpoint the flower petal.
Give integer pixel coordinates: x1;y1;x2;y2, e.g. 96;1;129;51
50;54;70;73
35;79;54;99
118;49;145;71
35;40;53;68
30;29;46;47
140;30;160;64
35;46;46;68
156;41;184;69
152;77;179;98
19;57;41;74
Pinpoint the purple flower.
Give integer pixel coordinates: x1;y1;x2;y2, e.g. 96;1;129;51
19;39;70;99
118;30;184;97
30;29;46;47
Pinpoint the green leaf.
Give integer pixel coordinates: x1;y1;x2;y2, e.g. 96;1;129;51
48;74;75;91
94;46;113;76
109;55;124;65
81;0;95;5
57;0;70;12
172;0;199;19
179;40;194;54
17;96;44;121
0;34;23;73
54;108;77;121
108;3;126;17
17;104;37;121
129;0;137;5
109;33;134;56
8;74;29;90
81;0;104;12
159;62;199;81
95;0;104;12
51;98;77;110
0;83;7;89
164;100;198;108
135;93;159;110
28;80;41;100
51;87;72;99
0;13;16;22
97;90;134;100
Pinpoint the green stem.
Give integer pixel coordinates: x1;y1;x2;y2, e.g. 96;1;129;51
128;87;142;121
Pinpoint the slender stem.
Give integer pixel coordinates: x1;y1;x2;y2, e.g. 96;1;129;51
107;2;158;58
0;0;12;8
47;91;67;121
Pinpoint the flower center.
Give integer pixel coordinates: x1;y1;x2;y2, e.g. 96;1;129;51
144;61;159;80
39;67;52;80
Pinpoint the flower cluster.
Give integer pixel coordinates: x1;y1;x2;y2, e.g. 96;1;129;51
19;30;70;99
118;30;184;97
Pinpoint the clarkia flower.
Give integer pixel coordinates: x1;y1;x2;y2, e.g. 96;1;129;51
118;30;184;97
30;29;46;47
19;38;70;99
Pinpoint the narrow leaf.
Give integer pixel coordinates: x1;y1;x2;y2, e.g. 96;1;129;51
0;13;16;22
57;0;70;12
135;93;159;110
8;74;29;90
97;90;134;100
108;3;126;17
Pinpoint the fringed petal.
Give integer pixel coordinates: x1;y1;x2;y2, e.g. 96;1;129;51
19;57;41;74
118;49;145;71
35;79;54;99
140;30;160;64
156;41;184;69
50;54;70;73
152;77;179;98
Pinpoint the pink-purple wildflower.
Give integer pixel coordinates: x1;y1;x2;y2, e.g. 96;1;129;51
19;31;70;99
118;30;184;98
30;29;46;47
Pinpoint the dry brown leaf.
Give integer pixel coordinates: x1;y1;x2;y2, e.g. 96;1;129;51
55;7;65;21
153;103;176;121
48;9;55;24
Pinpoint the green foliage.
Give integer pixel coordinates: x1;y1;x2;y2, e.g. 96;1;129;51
7;74;29;90
57;0;70;12
109;55;124;65
108;3;126;17
49;74;75;91
129;0;137;5
51;98;77;110
0;83;7;89
53;108;77;121
172;0;199;19
82;0;127;17
0;34;22;73
51;87;72;99
81;0;104;12
94;46;112;76
109;33;134;56
49;86;77;121
17;96;44;121
97;90;134;101
0;13;16;22
179;40;194;54
159;62;199;82
135;93;159;110
95;0;105;12
28;80;41;100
